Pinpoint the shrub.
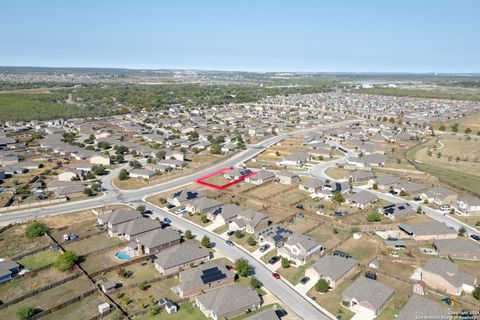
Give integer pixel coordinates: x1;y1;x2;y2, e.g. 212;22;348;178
473;286;480;300
184;229;192;239
200;214;209;224
235;230;244;238
16;307;35;320
235;258;250;277
150;305;160;316
83;187;94;197
458;227;466;236
54;250;79;271
247;236;256;246
315;279;330;293
351;227;361;234
367;212;381;222
136;205;146;214
25;222;49;238
281;257;290;268
118;169;129;180
201;236;211;248
250;277;262;289
158;197;167;204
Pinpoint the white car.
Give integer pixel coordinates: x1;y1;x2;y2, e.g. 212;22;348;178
440;205;450;212
175;208;187;215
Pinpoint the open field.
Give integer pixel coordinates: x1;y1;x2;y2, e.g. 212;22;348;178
63;233;125;256
306;223;351;249
335;236;379;264
0;225;52;258
435;110;480;133
95;261;159;287
355;86;480;101
244;182;291;200
42;292;107;320
407;140;480;196
270;188;309;207
0;277;94;320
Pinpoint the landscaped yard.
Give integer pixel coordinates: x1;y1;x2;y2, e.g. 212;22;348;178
230;231;259;252
212;224;229;234
17;249;61;270
184;213;214;227
96;261;159;287
278;259;316;285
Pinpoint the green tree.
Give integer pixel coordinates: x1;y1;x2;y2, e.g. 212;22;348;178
16;307;35;320
136;205;146;214
156;150;166;160
281;257;290;269
118;169;129;180
92;165;107;176
25;222;49;238
465;127;472;134
54;250;79;271
439;125;446;131
315;279;330;293
367;212;382;222
184;229;192;239
201;236;211;248
458;227;466;236
83;187;94;197
200;214;209;224
210;143;222;155
234;230;244;238
250;277;262;289
332;191;345;204
150;305;160;316
129;160;142;169
247;236;256;246
235;258;250;277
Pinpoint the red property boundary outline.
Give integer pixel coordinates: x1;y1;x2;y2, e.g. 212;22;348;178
194;167;256;190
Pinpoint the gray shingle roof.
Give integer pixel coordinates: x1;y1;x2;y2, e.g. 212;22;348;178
433;239;480;260
154;242;210;269
343;277;394;312
398;295;450;320
309;256;358;282
423;258;476;288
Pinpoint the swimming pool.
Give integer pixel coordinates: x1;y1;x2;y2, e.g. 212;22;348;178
115;251;131;261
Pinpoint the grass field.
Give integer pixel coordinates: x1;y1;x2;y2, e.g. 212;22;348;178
42;293;107;320
0;225;52;258
96;262;159;287
336;237;378;264
244;182;290;200
63;234;125;256
355;87;480;101
306;223;350;250
80;248;124;273
17;250;61;270
436;110;480;133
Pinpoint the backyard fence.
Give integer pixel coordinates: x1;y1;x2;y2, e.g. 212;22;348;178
110;271;179;293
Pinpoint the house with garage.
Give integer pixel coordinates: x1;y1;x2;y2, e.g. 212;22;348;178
379;203;416;220
195;284;261;320
305;255;358;289
420;186;458;205
346;154;388;168
129;169;156;180
0;259;21;283
394;182;428;196
229;210;269;234
398;295;451;320
299;178;324;193
131;228;181;255
342;276;394;317
207;204;243;224
433;239;480;261
399;221;457;241
111;217;163;241
258;224;294;248
175;261;235;298
153;242;211;275
244;308;280;320
346;191;378;209
245;170;275;185
420;258;476;296
90;154;111;165
97;209;142;230
224;168;251;180
455;196;480;216
275;171;300;185
58;169;80;182
367;175;399;190
277;152;311;167
167;189;206;207
349;170;376;183
277;233;324;265
186;197;223;215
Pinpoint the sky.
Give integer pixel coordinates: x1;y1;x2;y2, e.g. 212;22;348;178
1;1;479;73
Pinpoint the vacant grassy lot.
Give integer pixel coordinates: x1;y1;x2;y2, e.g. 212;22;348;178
437;110;480;133
0;268;74;302
271;189;309;206
324;167;350;180
336;237;378;264
438;137;480;160
0;225;52;258
63;234;125;256
306;223;350;250
42;292;107;320
282;217;320;235
0;277;93;320
244;182;290;200
17;250;61;270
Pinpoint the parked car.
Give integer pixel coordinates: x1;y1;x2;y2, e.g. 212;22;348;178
470;234;480;242
440;205;450;212
163;217;172;224
413;197;421;202
259;244;270;253
225;240;235;247
272;272;281;279
299;277;310;285
226;230;235;237
268;256;280;264
166;203;175;209
175;208;186;215
388;190;398;195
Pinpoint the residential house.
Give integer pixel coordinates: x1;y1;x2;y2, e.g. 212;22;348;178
175;261;235;298
395;182;428;195
208;204;243;224
299;178;324;193
349;170;376;183
305;255;358;288
168;189;206;207
97;210;143;230
367;175;400;190
0;259;21;283
129;169;156;180
90;154;110;165
110;217;162;241
153;242;211;275
58;169;79;182
342;277;394;317
195;284;261;320
244;308;280;320
258;224;294;248
420;258;476;296
133;228;181;255
224;168;251;180
433;239;480;261
229;210;269;234
275;171;300;185
420;186;458;205
245;170;275;185
346;154;388;168
277;234;324;265
277;152;311;167
456;197;480;216
398;295;450;320
379;203;416;220
186;197;223;215
346;191;378;209
399;221;457;241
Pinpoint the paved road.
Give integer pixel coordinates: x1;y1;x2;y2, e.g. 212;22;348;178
0;119;360;320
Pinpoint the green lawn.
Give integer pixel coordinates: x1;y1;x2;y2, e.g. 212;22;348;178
278;259;316;285
230;232;259;252
212;224;229;234
17;250;61;270
42;293;107;320
232;304;280;320
63;234;125;256
376;306;399;320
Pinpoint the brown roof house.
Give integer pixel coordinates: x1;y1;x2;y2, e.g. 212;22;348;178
195;284;261;320
420;258;476;296
174;261;235;298
277;233;324;265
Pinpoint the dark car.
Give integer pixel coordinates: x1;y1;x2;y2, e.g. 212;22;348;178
226;230;235;237
166;203;175;209
275;309;288;317
163;217;172;224
388;190;398;195
259;244;270;253
268;256;280;264
295;204;304;210
300;277;310;285
470;234;480;242
225;240;235;247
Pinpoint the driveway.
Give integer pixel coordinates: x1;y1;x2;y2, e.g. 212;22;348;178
351;311;375;320
205;219;224;232
294;274;319;295
251;245;274;260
